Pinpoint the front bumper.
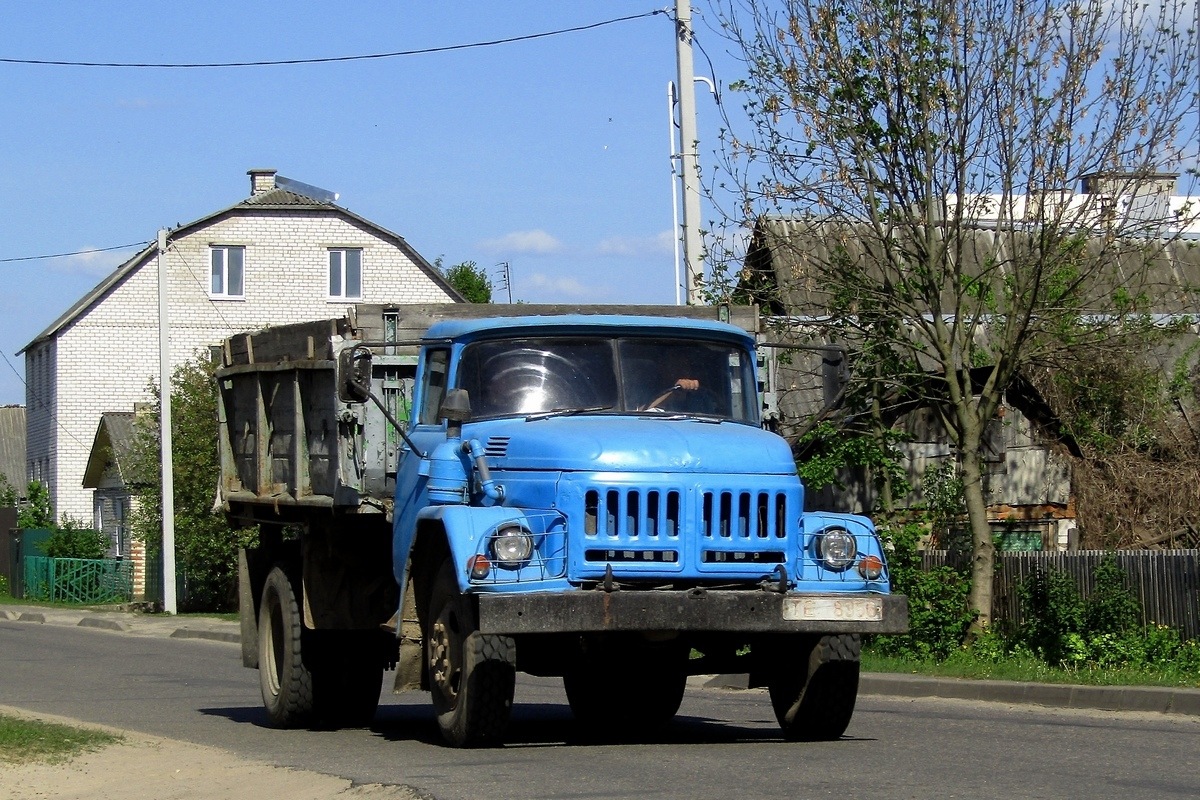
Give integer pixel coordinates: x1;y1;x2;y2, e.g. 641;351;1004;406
477;589;909;635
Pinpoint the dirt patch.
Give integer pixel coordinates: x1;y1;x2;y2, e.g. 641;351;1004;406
0;708;420;800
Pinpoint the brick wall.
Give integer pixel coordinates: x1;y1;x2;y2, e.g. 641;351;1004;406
28;208;455;521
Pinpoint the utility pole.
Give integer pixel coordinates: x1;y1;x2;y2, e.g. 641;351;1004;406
157;228;177;615
674;0;705;305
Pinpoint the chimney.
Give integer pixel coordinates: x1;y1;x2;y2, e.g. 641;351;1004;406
247;168;278;197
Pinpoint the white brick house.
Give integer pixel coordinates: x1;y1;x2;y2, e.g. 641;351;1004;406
22;168;461;526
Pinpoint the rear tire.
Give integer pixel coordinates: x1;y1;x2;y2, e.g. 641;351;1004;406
564;639;687;735
312;633;384;728
767;633;861;741
425;558;516;747
258;566;314;727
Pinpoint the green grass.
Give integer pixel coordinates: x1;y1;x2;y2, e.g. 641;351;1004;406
0;713;122;765
863;647;1200;689
0;594;126;611
0;593;238;621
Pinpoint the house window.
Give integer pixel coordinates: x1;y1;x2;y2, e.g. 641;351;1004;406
210;246;245;298
328;248;363;300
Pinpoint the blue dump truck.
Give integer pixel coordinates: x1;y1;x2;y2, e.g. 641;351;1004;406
216;304;907;746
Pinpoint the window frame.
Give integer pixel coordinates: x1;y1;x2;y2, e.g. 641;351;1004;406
328;247;364;301
209;245;246;300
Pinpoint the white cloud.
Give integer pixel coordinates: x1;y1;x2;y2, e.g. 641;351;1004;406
477;229;564;255
521;272;591;299
47;248;131;277
595;230;675;258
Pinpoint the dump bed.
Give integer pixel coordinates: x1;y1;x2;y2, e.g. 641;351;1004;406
215;303;757;524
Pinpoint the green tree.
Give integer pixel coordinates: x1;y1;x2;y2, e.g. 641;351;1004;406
18;481;54;530
127;356;256;611
441;259;493;303
714;0;1199;632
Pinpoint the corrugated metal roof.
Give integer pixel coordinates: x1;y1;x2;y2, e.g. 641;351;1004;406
741;215;1200;317
240;188;335;207
0;405;26;488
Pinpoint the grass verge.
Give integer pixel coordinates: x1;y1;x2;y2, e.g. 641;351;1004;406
863;647;1200;689
0;713;122;766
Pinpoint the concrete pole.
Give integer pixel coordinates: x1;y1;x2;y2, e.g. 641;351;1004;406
675;0;705;304
157;228;177;615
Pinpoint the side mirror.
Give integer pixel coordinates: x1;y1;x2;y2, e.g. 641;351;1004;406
337;347;372;403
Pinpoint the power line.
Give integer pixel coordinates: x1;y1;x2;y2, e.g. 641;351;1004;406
0;241;150;264
0;10;668;69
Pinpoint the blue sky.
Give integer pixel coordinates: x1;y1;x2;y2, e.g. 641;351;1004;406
0;2;741;405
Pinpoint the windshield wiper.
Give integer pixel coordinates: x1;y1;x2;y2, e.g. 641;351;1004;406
524;405;613;421
636;412;724;423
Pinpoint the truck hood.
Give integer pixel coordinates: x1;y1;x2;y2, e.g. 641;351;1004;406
464;416;797;474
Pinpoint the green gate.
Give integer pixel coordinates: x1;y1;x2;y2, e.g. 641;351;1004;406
23;557;134;604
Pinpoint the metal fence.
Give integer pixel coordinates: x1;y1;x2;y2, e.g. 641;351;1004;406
923;549;1200;641
23;557;135;604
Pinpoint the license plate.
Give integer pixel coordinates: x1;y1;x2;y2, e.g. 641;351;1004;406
783;596;883;622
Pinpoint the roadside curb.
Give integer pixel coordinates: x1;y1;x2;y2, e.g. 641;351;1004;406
857;672;1200;716
692;671;1200;717
78;617;129;632
170;628;241;644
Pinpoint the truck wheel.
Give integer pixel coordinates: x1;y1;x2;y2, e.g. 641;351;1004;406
426;558;516;747
768;633;861;741
312;634;384;728
563;643;686;734
258;566;315;727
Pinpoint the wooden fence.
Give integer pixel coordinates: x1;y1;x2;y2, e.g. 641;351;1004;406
922;549;1200;641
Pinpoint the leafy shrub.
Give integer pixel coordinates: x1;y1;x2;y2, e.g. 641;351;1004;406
1084;554;1141;636
0;574;8;597
872;520;974;660
1016;567;1085;665
42;516;108;560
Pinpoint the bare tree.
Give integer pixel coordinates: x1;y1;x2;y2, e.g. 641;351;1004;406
710;0;1199;630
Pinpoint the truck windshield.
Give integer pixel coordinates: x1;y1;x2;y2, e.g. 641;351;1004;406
457;336;759;423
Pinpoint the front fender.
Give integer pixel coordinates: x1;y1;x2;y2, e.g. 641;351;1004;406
415;505;533;591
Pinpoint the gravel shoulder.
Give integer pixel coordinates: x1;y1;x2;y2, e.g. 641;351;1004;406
0;706;421;800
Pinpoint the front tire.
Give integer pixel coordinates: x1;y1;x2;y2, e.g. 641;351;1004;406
425;558;516;747
258;566;314;727
767;633;861;741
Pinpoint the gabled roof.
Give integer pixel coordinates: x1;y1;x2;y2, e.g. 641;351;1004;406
82;411;136;489
21;186;461;353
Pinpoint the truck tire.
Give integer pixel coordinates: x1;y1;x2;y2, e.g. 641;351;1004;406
425;558;516;747
258;566;315;727
768;633;861;741
563;642;687;735
312;634;384;728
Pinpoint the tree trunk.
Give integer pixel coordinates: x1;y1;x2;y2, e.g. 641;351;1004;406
959;445;994;634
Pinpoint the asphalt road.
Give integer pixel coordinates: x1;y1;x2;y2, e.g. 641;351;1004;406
2;617;1198;800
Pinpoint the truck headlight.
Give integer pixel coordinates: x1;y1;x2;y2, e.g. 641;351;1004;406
816;527;857;570
491;524;534;565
